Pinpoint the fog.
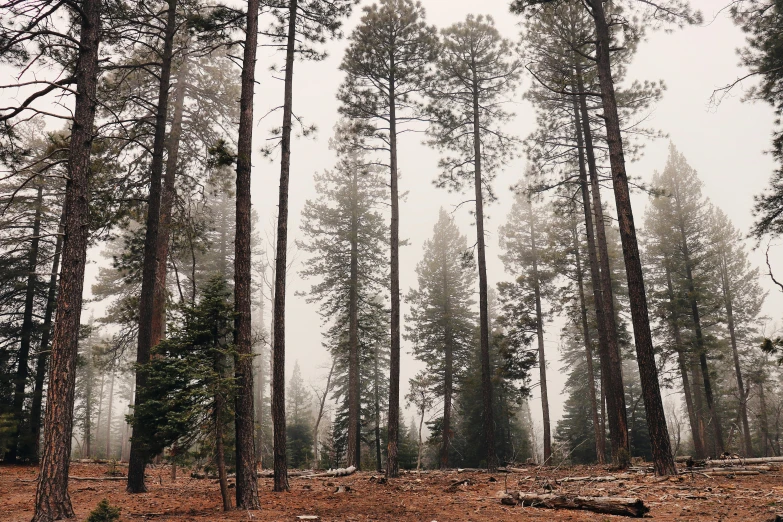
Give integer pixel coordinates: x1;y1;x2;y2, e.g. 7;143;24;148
73;0;782;430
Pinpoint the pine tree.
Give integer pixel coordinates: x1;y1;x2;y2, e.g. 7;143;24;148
426;15;522;471
129;276;237;510
338;0;438;477
0;127;64;463
498;188;554;463
451;321;534;467
127;0;182;493
266;0;356;492
711;209;766;456
0;0;108;515
405;372;434;470
233;0;261;503
405;209;476;469
555;322;602;465
512;0;701;476
645;144;725;456
730;1;783;239
286;362;313;468
298;126;389;471
547;197;606;463
519;0;666;463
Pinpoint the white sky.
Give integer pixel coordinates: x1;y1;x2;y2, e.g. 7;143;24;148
76;0;783;436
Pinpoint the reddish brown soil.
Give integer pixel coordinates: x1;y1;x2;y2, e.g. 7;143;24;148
1;462;781;521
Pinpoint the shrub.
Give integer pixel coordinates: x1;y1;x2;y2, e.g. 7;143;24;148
86;499;120;522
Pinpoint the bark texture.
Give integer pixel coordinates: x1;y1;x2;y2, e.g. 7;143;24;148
386;56;401;479
234;0;261;506
32;0;101;518
590;1;675;475
272;0;298;493
151;52;188;348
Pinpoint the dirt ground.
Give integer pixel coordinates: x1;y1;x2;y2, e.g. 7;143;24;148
1;462;782;521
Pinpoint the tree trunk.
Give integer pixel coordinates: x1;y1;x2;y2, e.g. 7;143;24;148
105;370;114;459
471;59;497;472
689;356;709;453
374;344;382;472
32;0;101;518
234;0;261;506
416;407;425;471
151;50;188;349
759;382;770;457
589;1;675;475
721;259;752;456
120;424;128;463
664;257;705;458
676;215;724;455
312;360;335;469
256;291;266;466
95;372;105;456
529;198;551;464
386;51;402;480
572;92;606;464
347;168;360;468
441;269;453;469
216;393;232;511
29;207;65;463
525;400;539;462
5;184;44;463
572;218;605;464
675;344;703;457
128;0;178;493
575;63;628;459
272;0;298;493
84;345;93;460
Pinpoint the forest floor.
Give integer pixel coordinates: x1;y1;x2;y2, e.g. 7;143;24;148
1;461;782;521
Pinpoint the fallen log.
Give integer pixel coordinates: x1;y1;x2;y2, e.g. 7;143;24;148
703;470;760;477
69;476;127;481
256;466;359;479
306;466;357;478
698;466;772;473
445;479;473;492
705;456;783;465
557;474;629;483
501;492;649;518
256;470;314;478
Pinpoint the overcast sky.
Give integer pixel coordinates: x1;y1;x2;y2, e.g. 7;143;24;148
77;0;783;434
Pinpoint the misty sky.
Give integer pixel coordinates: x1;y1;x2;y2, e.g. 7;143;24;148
78;0;783;433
